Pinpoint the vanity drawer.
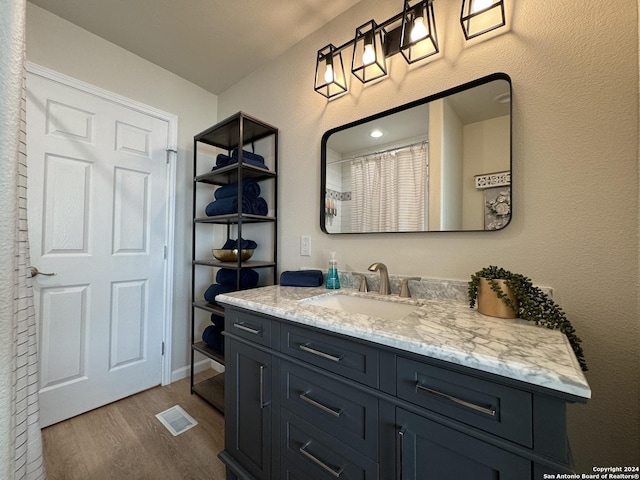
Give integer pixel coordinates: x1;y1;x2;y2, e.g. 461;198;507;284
281;361;378;459
397;357;533;447
281;409;379;480
281;323;379;387
226;309;275;348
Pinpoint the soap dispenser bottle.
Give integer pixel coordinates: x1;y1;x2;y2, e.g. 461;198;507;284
325;252;341;290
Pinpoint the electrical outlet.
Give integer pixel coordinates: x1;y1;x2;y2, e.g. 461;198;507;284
300;235;311;256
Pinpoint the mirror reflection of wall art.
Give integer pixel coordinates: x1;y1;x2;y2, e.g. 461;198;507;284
484;186;511;230
474;170;511;230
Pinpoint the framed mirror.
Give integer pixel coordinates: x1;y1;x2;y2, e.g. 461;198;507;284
321;73;512;234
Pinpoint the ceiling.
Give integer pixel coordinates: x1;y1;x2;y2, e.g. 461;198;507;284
28;0;362;95
327;79;511;155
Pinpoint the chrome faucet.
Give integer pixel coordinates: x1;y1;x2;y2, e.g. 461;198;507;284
368;262;390;295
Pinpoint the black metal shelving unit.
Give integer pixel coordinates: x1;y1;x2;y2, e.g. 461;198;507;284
190;112;278;412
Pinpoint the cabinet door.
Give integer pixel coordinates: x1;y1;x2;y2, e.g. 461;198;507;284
396;409;531;480
225;338;272;480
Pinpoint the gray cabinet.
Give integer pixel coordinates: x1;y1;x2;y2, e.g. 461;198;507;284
219;306;580;479
224;338;273;480
280;360;379;459
396;408;531;479
396;356;533;446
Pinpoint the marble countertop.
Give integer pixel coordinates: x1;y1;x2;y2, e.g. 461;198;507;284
216;286;591;399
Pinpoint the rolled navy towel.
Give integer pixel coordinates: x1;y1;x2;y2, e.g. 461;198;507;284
214;179;261;200
202;325;224;353
205;197;268;216
210;314;224;329
216;268;259;288
221;238;258;250
251;197;268;216
205;196;253;216
280;270;324;287
203;283;235;304
215;153;232;168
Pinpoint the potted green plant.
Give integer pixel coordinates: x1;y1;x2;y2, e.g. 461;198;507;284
468;266;587;371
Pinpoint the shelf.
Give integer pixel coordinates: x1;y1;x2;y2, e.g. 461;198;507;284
194;112;278;150
193;301;226;316
192;373;225;413
194;214;276;224
191;112;277;418
193;259;276;269
193;341;225;365
195;164;276;185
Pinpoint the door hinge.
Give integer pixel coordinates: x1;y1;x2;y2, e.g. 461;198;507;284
162;342;165;355
165;148;177;164
164;245;167;259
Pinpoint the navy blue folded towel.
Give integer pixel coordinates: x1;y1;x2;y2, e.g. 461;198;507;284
214;152;268;170
202;325;224;353
205;196;268;216
222;238;258;250
216;268;259;289
204;283;235;303
280;270;324;287
231;149;264;163
214;179;261;200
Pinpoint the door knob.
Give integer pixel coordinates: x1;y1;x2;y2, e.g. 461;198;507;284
29;266;56;278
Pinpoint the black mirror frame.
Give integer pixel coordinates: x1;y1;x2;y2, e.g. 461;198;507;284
320;72;512;234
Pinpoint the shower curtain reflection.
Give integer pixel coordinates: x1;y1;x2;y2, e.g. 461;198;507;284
350;146;427;232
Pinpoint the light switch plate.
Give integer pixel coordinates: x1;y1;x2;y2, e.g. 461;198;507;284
300;235;311;256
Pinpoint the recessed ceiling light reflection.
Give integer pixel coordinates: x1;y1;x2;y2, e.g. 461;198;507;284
370;129;383;138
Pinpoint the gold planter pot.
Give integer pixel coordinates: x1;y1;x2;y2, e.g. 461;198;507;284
477;278;519;319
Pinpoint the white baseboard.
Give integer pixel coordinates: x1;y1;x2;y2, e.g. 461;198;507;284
170;358;224;383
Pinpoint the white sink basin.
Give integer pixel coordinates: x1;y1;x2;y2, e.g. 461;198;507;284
302;294;420;321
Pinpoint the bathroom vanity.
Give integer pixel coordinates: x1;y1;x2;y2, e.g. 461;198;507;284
216;285;590;480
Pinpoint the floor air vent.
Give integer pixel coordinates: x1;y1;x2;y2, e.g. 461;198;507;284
155;405;198;436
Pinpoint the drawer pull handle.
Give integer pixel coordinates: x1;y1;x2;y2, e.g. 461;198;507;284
259;365;266;408
299;391;343;417
233;322;262;335
398;428;406;480
299;442;343;478
415;383;497;417
299;344;342;362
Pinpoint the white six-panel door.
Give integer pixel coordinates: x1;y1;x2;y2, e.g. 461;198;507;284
26;68;173;427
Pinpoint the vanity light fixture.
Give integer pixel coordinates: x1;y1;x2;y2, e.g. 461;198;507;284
314;44;348;99
351;20;388;84
315;0;507;98
460;0;506;40
400;0;439;63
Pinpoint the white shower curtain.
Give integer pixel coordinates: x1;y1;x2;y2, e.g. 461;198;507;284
0;0;47;478
350;146;427;232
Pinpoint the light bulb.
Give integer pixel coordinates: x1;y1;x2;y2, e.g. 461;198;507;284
324;64;335;83
472;0;492;13
410;16;428;42
362;44;376;66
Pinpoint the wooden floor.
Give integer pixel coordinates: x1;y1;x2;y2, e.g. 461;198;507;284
41;370;227;480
